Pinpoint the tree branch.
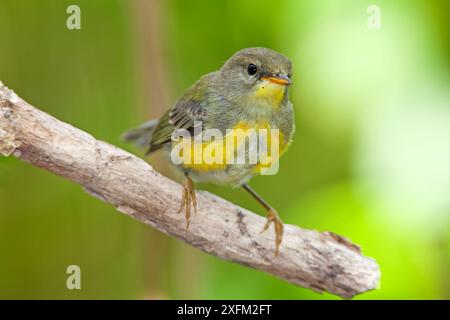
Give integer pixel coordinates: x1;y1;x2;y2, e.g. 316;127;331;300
0;81;380;298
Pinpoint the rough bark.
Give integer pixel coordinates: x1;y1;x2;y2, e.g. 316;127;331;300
0;81;380;298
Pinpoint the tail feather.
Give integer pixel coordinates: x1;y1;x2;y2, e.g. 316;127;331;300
122;119;158;149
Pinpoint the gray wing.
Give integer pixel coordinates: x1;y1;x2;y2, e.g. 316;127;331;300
147;73;214;153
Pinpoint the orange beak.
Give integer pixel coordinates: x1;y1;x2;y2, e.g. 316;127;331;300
261;74;291;86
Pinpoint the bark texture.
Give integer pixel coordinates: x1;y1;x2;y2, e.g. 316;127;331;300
0;81;380;298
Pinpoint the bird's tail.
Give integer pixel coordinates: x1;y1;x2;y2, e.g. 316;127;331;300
121;119;158;149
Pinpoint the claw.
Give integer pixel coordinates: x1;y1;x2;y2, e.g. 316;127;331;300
178;176;197;229
260;208;284;256
188;178;197;215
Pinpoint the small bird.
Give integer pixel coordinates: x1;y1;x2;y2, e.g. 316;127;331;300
123;47;295;255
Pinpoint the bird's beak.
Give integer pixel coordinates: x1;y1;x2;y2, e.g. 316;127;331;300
261;73;292;86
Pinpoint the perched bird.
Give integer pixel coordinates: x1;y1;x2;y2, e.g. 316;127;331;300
123;47;295;255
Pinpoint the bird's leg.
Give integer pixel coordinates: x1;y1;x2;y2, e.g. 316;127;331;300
178;174;197;229
242;183;284;256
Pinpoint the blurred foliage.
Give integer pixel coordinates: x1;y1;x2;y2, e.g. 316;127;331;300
0;0;449;299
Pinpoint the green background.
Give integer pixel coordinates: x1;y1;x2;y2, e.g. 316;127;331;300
0;0;449;299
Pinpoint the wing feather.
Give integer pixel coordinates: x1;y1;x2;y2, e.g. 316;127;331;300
147;73;214;153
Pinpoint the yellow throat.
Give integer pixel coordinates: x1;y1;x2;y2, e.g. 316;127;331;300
252;79;286;107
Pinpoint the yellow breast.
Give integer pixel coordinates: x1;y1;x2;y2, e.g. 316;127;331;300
173;120;287;174
234;121;287;174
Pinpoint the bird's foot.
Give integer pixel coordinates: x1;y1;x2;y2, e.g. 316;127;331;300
177;177;197;229
260;207;284;256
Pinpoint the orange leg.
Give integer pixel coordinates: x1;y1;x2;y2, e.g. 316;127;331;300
178;175;197;229
242;183;284;256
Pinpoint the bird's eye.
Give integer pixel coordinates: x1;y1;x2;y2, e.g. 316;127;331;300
247;63;258;76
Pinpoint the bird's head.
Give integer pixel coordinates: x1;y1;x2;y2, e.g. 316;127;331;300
216;47;292;108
